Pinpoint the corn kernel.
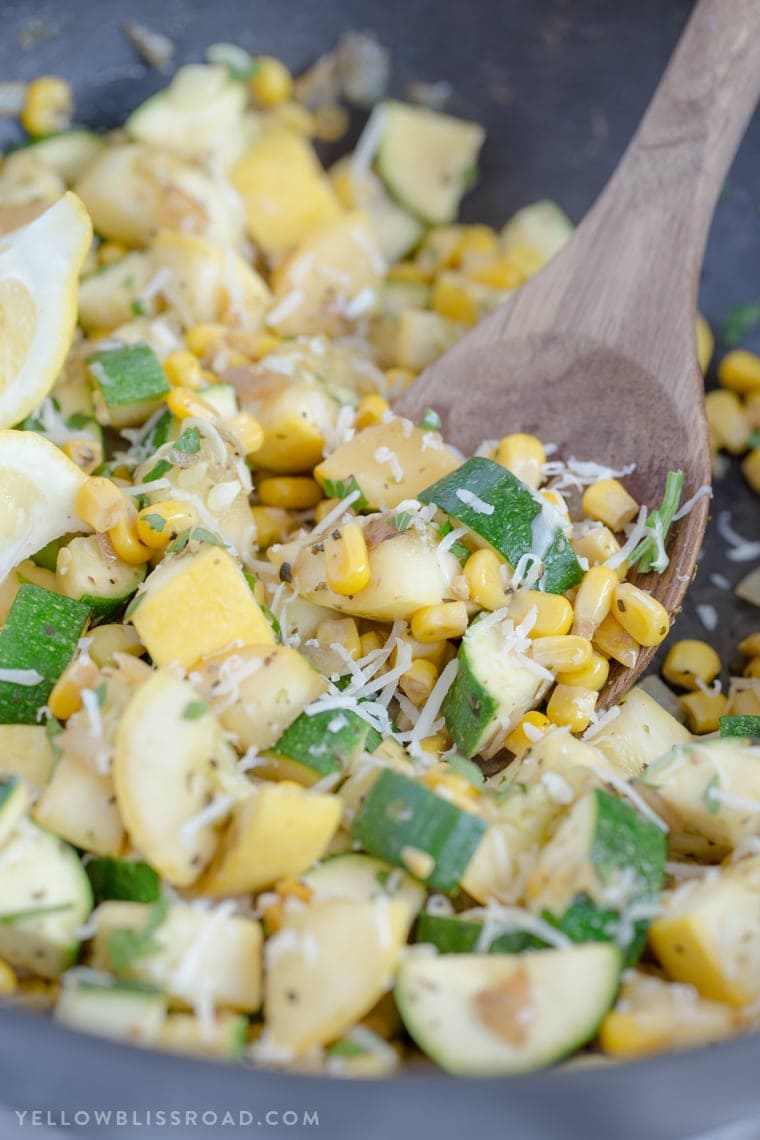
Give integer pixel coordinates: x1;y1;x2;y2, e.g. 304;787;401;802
582;479;639;531
21;76;73;137
387;263;430;285
705;389;749;454
454;225;500;261
422;768;474;807
315;617;362;661
464;548;509;612
531;635;593;672
556;652;610;691
251;505;291;547
695;313;714;374
613;583;670;647
399;658;439;707
136;500;199;549
738;633;760;657
314;498;342;524
250;57;294;106
275;876;313;903
572;565;618;638
186;324;226;359
75;476;129;533
325;522;371;596
679;690;728;734
355;394;390;430
504;711;551;756
718;349;760;396
61;438;103;475
431;276;478;325
0;959;17;996
360;631;383;657
88;623;144;668
47;656;99;721
107;511;154;565
227;412;264;457
463;255;523;290
546;684;598;732
258;476;323;509
410;602;469;644
742;448;760;494
166;387;217;421
313;102;349;142
164;350;205;391
418;732;451;757
572;526;628;580
493;433;546;490
661;639;721;691
745;657;760;679
506;590;573;637
593;614;640;669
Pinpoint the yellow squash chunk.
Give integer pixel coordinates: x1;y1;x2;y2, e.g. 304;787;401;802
599;971;742;1059
196;782;343;896
113;669;239;886
315;418;460;511
193;644;325;751
263;898;408;1055
131;545;274;669
649;856;760;1006
276;519;461;622
33;754;124;857
231;130;343;258
0;725;55;789
589;687;692;779
151;229;270;332
268;211;383;337
92;901;262;1012
396;308;464;371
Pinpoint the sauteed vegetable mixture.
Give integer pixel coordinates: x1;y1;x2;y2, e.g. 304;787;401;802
0;42;758;1077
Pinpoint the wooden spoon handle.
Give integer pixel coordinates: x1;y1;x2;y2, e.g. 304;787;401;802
558;0;760;366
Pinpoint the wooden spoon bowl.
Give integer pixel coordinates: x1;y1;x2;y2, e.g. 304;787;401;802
396;0;760;706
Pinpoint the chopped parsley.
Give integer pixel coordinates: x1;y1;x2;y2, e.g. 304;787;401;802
182;700;209;721
143;459;172;484
0;902;74;925
445;752;485;788
141;513;166;534
393;511;413;532
437;520;470;564
320;475;369;512
628;470;684;575
420;408;442;431
172;427;202;455
106;896;170;972
702;775;721;815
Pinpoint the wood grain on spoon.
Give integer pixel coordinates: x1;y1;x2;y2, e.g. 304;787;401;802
395;0;760;706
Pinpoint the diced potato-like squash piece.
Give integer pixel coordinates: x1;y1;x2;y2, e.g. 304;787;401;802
231;131;343;258
649;856;760;1006
229;367;337;474
274;518;460;622
397;309;464;372
193;644;326;752
598;971;742;1059
131;546;274;669
314;418;460;511
151;229;270;332
0;724;55;789
92;900;263;1012
268;211;383;337
79;252;155;333
590;687;692;779
33;753;124;857
113;669;239;886
196;782;342;896
500;200;574;279
263;898;408;1054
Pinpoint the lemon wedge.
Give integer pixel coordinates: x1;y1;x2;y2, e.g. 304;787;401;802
0;191;92;428
0;429;87;583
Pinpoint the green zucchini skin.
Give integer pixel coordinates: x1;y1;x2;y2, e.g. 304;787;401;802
269;707;381;780
719;715;760;739
87;344;170;409
415;911;542;954
419;456;583;594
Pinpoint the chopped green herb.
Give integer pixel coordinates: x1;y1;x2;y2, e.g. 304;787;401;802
0;902;74;925
141;513;166;534
420;408;442;431
106;896;170;972
262;603;282;643
86;857;161;906
173;427;202;455
702;775;721;815
124;591;145;620
320;475;369;512
445;752;485;787
721;301;760;346
130;299;146;317
45;716;64;762
66;411;97;432
182;700;209;721
437;520;470;564
325;1038;366;1058
719;715;760;738
94;681;108;708
189;527;224;548
393;511;413;532
143;459;172;484
242;568;257;593
628;470;684;575
166;529;191;554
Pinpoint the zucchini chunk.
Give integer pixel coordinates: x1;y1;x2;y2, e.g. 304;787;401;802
352;768;487;894
395;943;622;1076
263;898;408;1055
78;252;156;334
0;585;90;724
415;911;541;955
87;344;170;412
419;457;584;594
24;130;105;185
0;776;31;848
157;1011;248;1059
304;852;426;933
56;535;145;621
720;715;760;739
375;102;485;226
500;200;574;277
0;724;55;789
444;615;552;759
259;707;380;785
0;820;92;978
55;976;167;1046
526;788;666;965
637;738;760;857
590;687;692;778
33;753;125;857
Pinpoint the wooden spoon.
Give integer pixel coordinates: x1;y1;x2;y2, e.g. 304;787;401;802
395;0;760;707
